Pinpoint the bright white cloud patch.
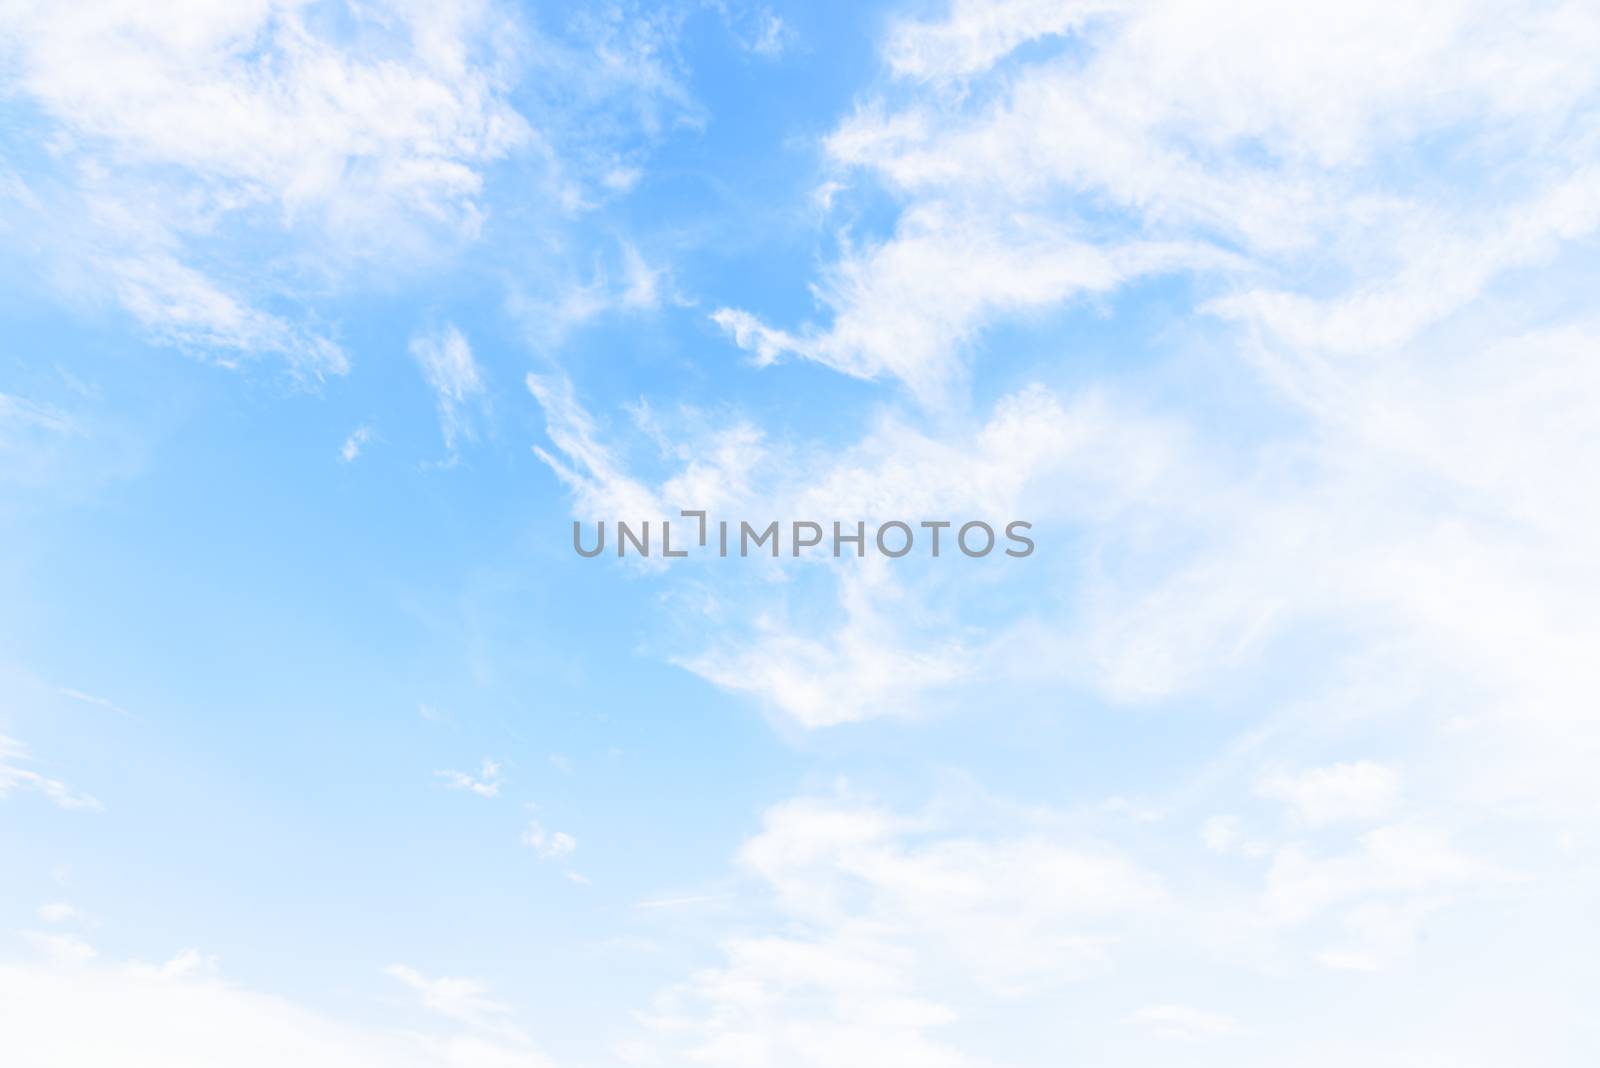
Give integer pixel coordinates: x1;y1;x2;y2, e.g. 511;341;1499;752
716;0;1600;403
884;0;1114;81
0;1;527;219
712;221;1220;405
0;0;526;372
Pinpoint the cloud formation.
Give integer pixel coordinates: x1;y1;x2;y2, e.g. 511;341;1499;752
413;324;487;452
0;0;530;373
0;947;555;1067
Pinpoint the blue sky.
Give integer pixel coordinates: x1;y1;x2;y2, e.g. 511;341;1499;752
3;1;1600;1065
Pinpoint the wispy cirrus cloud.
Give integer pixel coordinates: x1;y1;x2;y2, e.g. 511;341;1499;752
411;324;486;453
56;687;128;717
0;0;531;375
642;793;1164;1065
0;736;101;812
0;0;709;378
715;0;1600;404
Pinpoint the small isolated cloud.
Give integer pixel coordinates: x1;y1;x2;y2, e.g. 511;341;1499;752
522;819;576;860
434;760;502;799
339;425;372;463
1124;1004;1237;1041
410;325;485;452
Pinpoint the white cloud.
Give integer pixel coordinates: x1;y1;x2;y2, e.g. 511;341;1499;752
1200;815;1268;859
715;0;1600;403
37;902;79;924
0;736;102;812
643;794;1165;1066
521;819;576;861
0;1;527;224
506;239;674;356
531;11;1600;1056
0;947;555;1067
385;965;510;1028
340;425;373;463
21;931;97;964
0;0;530;373
57;686;128;716
528;375;1190;726
638;6;1600;852
884;0;1117;81
1257;762;1400;827
679;563;975;729
435;759;503;799
625;773;1567;1064
1260;823;1485;928
14;2;1599;1064
412;325;487;452
712;218;1221;406
526;372;662;524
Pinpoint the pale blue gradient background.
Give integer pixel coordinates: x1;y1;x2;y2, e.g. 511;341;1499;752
3;2;1599;1065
